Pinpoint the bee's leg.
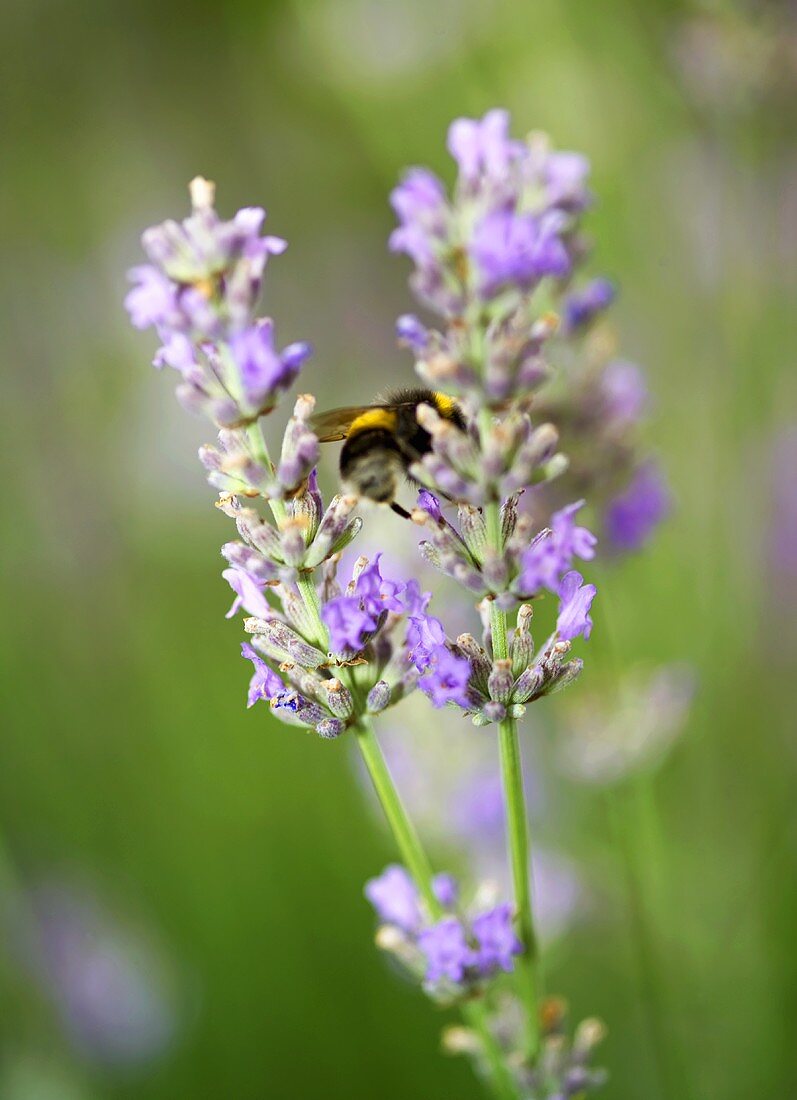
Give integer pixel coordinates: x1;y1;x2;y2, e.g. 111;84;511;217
390;501;412;520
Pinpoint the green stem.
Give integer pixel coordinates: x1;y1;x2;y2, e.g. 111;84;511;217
480;411;541;1060
354;719;518;1100
354;720;439;914
490;591;541;1061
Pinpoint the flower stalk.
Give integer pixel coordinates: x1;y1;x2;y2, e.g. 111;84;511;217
484;482;542;1060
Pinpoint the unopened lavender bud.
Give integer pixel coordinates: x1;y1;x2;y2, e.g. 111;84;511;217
482;548;509;591
511;605;535;675
270;692;326;729
532;452;569;485
289;472;323;544
324;678;354;719
441;1027;482;1056
481;701;506;723
456;634;491;695
304;495;361;567
275;395;320;495
546;658;583;695
501;494;520;542
418;541;442;570
396;313;429;352
508;703;526;718
458;505;488;562
237;511;284;561
245;618;327;669
512;665;545;704
488;659;514;704
176;382;237;426
278;518;309;567
375;924;406;952
278;583;321;642
221;541;276;581
189;175;216;210
525;422;559;467
574;1018;607;1054
366;680;392;713
417;352;480;392
316;717;346;739
350;555;370;586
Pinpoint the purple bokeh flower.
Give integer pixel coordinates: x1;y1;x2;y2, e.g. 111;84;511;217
447;108;523;186
541;150;592;211
365;865;422;932
432;873;459;909
604;462;670;552
389;169;449;269
471;903;523;974
26;879;177;1067
418;918;475;984
124;265;182;332
601;359;649;423
556;571;596;641
470;209;571;296
563;278;616;333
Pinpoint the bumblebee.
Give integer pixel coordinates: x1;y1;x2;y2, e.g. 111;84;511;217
311;387;465;518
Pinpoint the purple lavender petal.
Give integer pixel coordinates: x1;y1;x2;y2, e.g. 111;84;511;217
447;109;521;183
406;614;447;671
471;902;523;974
470;209;570;297
241;642;283;707
563;277;616;332
418;646;472;708
432;873;459;909
418;917;475;984
222;566;273;619
556;571;597;641
124;265;181;332
364;865;421;932
321;595;378;653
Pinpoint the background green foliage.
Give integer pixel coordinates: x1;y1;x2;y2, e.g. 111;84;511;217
1;0;795;1096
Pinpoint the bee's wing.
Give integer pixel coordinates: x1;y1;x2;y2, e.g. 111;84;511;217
311;404;392;442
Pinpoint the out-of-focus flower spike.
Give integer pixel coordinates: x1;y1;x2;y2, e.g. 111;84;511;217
510;605;535;676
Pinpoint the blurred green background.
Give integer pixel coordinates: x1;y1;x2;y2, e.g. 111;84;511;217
2;0;796;1097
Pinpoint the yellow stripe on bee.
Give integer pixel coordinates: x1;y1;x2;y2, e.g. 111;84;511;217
432;392;457;419
348;408;398;437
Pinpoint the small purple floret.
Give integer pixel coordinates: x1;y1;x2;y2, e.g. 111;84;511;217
418;918;475;984
556;571;597;641
471;903;523;974
364;865;421;932
241;642;283;707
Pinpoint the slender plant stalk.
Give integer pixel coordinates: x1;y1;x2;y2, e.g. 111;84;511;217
247;419;518;1098
355;721;518;1100
477;406;542;1059
486;498;542;1061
